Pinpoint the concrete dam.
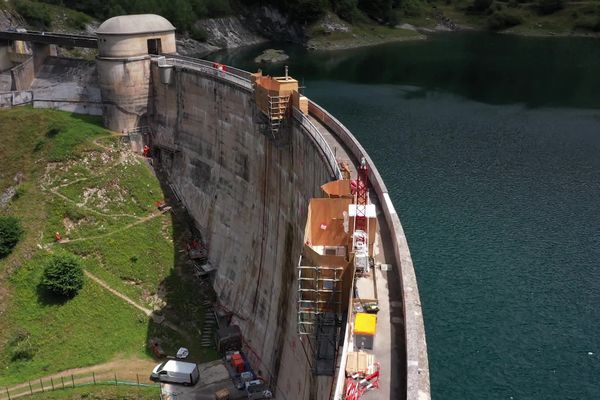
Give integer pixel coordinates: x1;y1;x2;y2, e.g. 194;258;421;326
0;14;429;400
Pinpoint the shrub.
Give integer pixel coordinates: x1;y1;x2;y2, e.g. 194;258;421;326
488;10;522;30
472;0;493;13
399;0;425;17
9;329;35;361
0;216;23;258
333;0;361;22
575;16;600;32
535;0;564;15
190;26;208;42
41;254;84;298
14;0;52;29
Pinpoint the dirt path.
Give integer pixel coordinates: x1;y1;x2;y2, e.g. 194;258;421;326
60;211;162;244
84;271;193;342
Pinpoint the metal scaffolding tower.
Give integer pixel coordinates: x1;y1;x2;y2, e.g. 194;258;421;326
297;265;344;336
267;94;290;136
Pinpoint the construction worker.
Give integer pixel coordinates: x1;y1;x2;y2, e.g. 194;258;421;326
54;231;62;242
143;145;150;157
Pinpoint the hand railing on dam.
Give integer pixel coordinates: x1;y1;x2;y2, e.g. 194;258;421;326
307;100;431;400
292;107;342;180
163;55;253;91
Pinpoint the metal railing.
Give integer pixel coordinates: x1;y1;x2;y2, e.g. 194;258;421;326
292;107;342;180
307;99;431;400
162;56;252;91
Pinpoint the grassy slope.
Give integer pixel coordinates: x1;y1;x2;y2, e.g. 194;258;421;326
0;108;214;387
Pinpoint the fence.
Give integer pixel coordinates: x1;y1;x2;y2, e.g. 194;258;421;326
0;370;160;400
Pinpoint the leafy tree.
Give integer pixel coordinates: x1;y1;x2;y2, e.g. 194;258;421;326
488;10;522;30
41;254;84;298
0;216;23;258
332;0;360;22
358;0;393;22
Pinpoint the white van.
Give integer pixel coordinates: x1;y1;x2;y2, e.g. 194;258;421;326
150;360;200;385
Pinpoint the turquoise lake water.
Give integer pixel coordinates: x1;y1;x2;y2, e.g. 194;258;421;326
207;32;600;399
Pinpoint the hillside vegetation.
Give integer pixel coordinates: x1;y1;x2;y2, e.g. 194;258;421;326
3;0;599;40
0;108;215;387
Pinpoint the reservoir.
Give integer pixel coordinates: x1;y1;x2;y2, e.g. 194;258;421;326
206;32;600;399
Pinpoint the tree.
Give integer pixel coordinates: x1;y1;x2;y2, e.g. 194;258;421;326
0;216;23;258
358;0;393;22
41;254;84;298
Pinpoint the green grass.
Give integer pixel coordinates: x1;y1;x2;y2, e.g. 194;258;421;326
0;107;216;387
1;252;150;386
16;385;160;400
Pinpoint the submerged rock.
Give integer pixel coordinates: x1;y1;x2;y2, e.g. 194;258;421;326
254;49;289;64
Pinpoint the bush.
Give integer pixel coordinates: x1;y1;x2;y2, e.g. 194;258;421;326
9;329;35;361
472;0;493;13
0;216;23;258
41;254;84;298
398;0;425;17
575;16;600;32
333;0;361;22
190;25;208;42
14;0;52;29
488;10;522;30
535;0;564;15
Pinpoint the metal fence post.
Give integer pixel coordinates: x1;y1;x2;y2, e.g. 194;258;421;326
136;374;140;386
114;372;118;386
39;379;44;393
92;372;96;384
61;376;65;389
50;377;54;391
71;374;75;388
5;386;10;400
28;381;33;395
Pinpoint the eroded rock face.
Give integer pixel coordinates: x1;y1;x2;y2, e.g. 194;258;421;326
0;9;25;31
196;16;267;49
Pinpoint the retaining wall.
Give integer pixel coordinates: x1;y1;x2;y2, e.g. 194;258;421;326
10;55;33;91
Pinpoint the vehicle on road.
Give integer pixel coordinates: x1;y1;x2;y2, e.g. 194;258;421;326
150;360;200;385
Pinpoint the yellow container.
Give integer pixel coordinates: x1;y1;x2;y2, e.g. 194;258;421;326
354;313;376;335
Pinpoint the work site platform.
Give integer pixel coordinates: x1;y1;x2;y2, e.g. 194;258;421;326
308;115;406;400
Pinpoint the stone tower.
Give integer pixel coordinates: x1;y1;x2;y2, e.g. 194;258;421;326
96;14;176;132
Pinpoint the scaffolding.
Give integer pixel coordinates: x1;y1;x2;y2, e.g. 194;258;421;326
297;265;344;336
267;94;290;136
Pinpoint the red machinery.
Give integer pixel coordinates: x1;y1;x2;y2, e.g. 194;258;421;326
344;363;380;400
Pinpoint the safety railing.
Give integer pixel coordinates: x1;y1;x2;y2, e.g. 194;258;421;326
292;107;342;180
162;56;252;92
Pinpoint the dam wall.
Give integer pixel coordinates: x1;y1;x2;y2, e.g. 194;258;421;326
149;62;337;399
